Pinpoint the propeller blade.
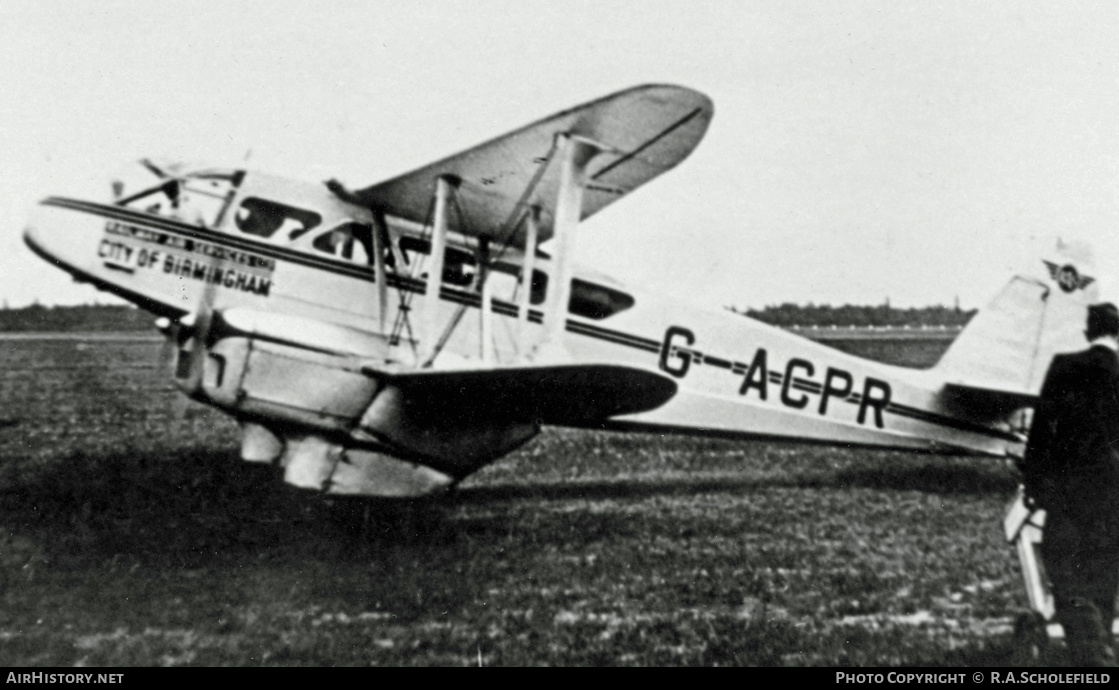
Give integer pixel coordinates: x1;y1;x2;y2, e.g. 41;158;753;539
140;158;169;179
161;223;222;414
177;302;214;394
154;318;190;420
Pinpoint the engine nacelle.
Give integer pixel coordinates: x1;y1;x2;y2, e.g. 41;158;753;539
171;334;533;496
177;336;379;433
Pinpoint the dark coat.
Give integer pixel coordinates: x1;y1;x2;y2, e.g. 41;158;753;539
1023;344;1119;515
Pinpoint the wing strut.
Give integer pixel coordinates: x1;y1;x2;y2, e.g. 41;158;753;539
539;134;603;352
409;134;605;367
420;175;456;365
478;237;495;364
517;206;540;352
371;210;389;333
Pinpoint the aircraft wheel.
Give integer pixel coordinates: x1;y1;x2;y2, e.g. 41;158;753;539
1012;611;1049;663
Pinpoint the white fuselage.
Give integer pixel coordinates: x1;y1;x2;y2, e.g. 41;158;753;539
25;175;1021;464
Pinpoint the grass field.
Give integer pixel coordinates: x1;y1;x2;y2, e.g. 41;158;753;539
0;334;1060;666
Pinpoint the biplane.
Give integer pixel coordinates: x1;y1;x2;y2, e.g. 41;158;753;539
23;84;1098;498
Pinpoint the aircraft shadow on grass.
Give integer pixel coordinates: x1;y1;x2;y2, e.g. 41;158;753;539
0;445;1018;536
0;442;1019;578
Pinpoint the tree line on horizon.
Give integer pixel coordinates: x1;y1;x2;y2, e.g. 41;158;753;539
0;304;154;332
732;303;975;329
0;302;976;332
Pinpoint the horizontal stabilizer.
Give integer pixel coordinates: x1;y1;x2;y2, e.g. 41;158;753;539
365;363;678;426
354;84;713;249
941;383;1036;420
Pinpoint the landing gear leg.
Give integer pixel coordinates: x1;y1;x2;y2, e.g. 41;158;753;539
1005;487;1055;663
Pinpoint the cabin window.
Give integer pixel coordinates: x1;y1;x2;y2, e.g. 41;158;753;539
234;197;321;240
383;238;630;317
397;236;545;302
568;279;634;320
435;245;478;287
312;222;373;265
398;236;478;287
527;271;547;305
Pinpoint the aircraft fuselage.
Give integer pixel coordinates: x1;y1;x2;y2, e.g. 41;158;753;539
24;166;1024;485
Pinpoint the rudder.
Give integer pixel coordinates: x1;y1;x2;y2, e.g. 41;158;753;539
933;242;1098;397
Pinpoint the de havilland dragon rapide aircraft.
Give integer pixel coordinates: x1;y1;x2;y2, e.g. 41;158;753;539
22;84;1098;500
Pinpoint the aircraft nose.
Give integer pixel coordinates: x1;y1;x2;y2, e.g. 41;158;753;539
23;198;105;282
23;202;74;268
23;205;58;263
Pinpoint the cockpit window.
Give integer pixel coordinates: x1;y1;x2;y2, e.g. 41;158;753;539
116;169;243;228
117;180;179;212
234;197;321;240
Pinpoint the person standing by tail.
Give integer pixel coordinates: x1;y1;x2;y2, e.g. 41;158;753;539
1023;302;1119;666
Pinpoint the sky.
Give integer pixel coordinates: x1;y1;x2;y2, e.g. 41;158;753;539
0;1;1116;311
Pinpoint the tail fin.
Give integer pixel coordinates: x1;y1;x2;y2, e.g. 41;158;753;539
933;241;1098;397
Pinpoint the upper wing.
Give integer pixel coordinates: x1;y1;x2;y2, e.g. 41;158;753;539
353;84;713;249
